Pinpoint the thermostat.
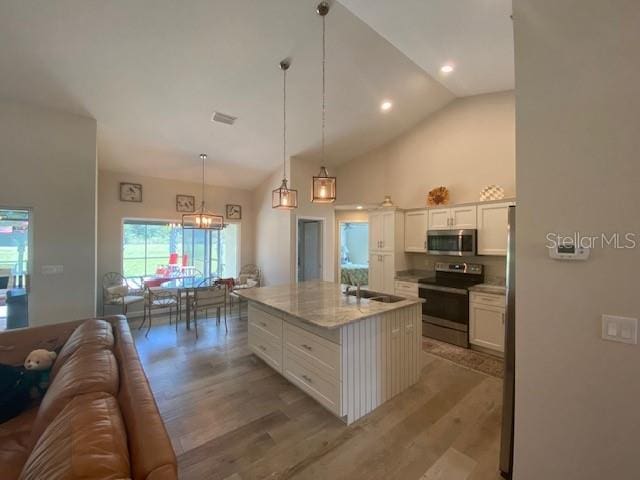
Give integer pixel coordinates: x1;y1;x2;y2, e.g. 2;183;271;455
549;243;590;261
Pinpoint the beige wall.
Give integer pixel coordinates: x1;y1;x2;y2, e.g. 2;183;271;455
514;1;640;479
252;168;292;286
0;99;97;326
97;170;254;313
336;91;515;208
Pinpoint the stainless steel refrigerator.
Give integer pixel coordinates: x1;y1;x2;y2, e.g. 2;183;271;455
500;206;516;478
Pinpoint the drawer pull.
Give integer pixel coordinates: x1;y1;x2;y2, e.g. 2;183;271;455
258;344;266;351
260;321;267;327
301;374;313;383
301;344;313;351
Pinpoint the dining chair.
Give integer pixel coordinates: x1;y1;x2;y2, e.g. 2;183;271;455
141;288;179;337
191;278;227;338
102;272;145;316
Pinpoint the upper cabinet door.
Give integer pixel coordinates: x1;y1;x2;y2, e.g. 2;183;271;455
450;206;477;229
427;208;450;230
369;212;382;251
477;201;515;255
405;210;428;252
380;211;395;252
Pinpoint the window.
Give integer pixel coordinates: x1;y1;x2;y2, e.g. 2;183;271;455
122;220;240;279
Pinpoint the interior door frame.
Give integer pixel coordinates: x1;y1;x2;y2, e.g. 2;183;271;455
295;216;325;283
337;219;369;286
0;206;34;329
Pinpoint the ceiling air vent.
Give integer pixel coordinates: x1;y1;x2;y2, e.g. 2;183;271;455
211;111;237;125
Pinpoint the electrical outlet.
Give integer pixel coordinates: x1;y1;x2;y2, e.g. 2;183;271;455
602;315;637;345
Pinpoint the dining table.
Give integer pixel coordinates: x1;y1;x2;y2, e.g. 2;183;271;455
156;276;207;330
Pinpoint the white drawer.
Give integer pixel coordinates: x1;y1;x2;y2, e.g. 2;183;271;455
249;323;283;372
470;292;505;308
284;349;341;415
395;281;419;298
249;304;283;343
284;323;341;380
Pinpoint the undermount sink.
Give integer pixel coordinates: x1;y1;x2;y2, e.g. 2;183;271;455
346;289;405;303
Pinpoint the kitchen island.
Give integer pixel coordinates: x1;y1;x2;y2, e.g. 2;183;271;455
237;281;423;424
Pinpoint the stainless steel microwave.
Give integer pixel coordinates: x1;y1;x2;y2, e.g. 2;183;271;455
426;229;477;256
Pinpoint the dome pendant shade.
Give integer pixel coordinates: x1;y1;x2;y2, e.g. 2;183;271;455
312;166;336;203
272;178;298;209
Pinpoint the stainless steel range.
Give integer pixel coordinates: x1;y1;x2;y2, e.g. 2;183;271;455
419;262;484;347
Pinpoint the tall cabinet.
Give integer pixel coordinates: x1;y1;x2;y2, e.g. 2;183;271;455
368;209;406;294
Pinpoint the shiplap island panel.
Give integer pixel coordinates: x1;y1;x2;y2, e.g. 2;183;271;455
238;281;422;424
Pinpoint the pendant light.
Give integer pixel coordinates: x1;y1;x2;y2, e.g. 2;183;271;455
272;59;298;209
311;1;337;204
182;153;225;230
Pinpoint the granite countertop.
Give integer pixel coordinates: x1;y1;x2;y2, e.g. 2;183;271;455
236;281;423;329
468;284;507;295
395;270;433;284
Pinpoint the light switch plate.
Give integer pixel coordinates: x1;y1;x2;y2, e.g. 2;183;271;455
602;315;637;345
42;265;64;275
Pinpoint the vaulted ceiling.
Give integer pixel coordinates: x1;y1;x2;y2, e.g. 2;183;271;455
0;0;513;190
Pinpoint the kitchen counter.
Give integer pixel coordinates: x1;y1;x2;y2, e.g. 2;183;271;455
237;280;422;329
468;284;507;295
241;281;423;424
395;270;433;284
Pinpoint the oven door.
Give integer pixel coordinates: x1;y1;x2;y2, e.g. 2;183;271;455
419;284;470;332
427;229;476;256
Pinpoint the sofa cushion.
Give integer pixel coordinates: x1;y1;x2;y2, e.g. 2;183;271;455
0;406;38;480
19;392;131;480
51;319;114;379
31;347;119;441
111;316;177;480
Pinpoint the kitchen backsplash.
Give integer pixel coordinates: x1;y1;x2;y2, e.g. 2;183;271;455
407;253;507;286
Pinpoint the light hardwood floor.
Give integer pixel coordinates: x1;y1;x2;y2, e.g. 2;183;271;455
132;308;503;480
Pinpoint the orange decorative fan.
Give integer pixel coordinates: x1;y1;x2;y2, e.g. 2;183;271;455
427;186;450;206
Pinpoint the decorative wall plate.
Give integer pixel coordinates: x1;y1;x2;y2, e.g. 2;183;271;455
226;204;242;220
480;185;505;201
176;194;196;212
119;183;142;202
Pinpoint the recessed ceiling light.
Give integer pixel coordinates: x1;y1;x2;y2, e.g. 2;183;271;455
356;205;363;210
380;101;392;112
440;64;454;74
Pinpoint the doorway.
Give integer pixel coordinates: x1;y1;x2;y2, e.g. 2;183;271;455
0;208;31;331
338;221;369;287
297;218;323;282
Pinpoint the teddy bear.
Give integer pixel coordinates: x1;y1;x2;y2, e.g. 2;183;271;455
24;349;57;396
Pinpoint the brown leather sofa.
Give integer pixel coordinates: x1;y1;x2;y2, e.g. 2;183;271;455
0;315;177;480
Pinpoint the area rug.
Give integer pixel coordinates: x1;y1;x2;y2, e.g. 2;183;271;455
422;337;504;379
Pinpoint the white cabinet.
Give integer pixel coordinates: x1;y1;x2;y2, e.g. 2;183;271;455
428;206;477;230
395;280;419;298
477;201;514;256
369;253;395;294
469;292;505;353
450;206;477;229
367;209;406;294
369;210;395;252
427;208;450;230
404;210;428;252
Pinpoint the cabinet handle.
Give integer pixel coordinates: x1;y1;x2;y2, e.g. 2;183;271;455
258;344;266;351
301;344;313;351
260;321;267;327
302;374;313;383
502;313;505;325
